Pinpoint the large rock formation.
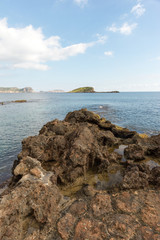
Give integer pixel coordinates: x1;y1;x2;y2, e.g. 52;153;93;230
0;109;160;240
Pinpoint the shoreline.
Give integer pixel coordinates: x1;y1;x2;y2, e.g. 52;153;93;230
0;97;159;187
0;178;11;195
0;107;159;186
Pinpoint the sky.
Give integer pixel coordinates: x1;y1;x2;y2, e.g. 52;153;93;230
0;0;160;92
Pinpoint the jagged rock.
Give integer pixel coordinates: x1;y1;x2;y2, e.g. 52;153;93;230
130;134;160;158
149;167;160;186
108;152;122;163
122;164;150;189
1;109;160;240
112;127;137;139
91;193;113;217
15;111;123;185
97;130;119;147
14;156;42;176
74;218;109;240
124;144;145;161
146;134;160;157
64;108;101;124
0;175;62;240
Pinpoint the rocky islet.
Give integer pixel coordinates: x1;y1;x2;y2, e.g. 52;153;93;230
0;109;160;240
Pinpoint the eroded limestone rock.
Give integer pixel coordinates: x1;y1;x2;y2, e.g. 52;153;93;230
0;109;160;240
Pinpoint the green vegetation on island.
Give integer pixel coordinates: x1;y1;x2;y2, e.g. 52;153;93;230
69;87;119;93
69;87;95;93
0;87;33;93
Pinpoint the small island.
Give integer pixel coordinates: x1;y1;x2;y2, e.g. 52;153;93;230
69;87;95;93
0;100;27;105
12;100;27;103
69;87;119;93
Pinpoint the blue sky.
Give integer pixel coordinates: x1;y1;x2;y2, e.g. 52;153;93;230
0;0;160;91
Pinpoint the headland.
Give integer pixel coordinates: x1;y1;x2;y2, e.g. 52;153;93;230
0;87;33;93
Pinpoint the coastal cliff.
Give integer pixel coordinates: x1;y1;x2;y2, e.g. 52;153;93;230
0;109;160;240
0;87;33;93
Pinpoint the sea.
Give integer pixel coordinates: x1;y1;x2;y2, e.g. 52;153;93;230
0;92;160;183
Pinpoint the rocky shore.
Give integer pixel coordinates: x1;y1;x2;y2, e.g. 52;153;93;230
0;109;160;240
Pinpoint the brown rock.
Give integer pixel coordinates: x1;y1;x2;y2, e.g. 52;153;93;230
107;214;139;239
108;152;122;163
140;191;160;230
112;127;136;139
140;226;154;240
40;119;68;136
74;218;108;240
64;108;100;124
57;213;76;240
30;167;42;178
150;167;160;186
13;157;44;179
97;130;119;147
141;205;160;228
14;162;28;176
69;200;87;216
115;191;141;213
0;179;61;240
91;193;113;217
153;234;160;240
1;109;160;240
124;144;145;161
82;185;97;197
123;165;149;189
146;134;160;157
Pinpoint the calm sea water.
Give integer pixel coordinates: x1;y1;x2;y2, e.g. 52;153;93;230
0;92;160;183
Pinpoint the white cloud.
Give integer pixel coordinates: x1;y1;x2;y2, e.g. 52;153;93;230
96;34;108;44
156;56;160;61
104;51;113;56
0;18;96;70
13;63;49;71
108;22;137;35
131;3;146;17
73;0;88;7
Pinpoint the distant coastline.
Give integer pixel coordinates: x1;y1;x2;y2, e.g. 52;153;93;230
40;90;65;93
96;91;119;93
0;87;33;93
0;86;119;93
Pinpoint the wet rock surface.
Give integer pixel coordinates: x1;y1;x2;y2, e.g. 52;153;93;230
0;109;160;239
124;144;145;161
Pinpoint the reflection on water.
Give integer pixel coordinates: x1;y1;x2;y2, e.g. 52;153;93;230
144;159;160;170
95;170;123;190
60;164;124;197
114;145;128;162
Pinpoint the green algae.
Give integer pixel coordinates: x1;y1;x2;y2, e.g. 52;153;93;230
59;170;108;197
59;165;124;197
